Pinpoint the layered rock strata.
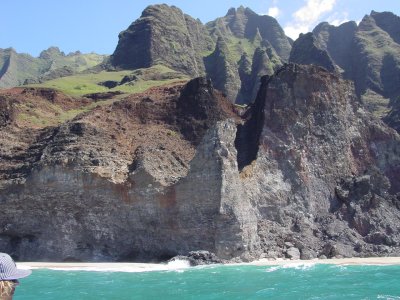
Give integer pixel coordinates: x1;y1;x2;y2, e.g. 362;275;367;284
239;64;400;259
0;65;399;262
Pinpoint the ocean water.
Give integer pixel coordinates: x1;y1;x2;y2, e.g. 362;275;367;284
14;262;400;300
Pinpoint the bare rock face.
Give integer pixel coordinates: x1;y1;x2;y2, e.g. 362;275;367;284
1;65;399;262
0;78;252;261
384;97;400;133
0;96;15;127
239;64;400;259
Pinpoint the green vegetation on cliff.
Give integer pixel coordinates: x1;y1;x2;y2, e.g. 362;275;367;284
111;5;290;103
292;11;400;126
0;47;105;88
27;65;188;97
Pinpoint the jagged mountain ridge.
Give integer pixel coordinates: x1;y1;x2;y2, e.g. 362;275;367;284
111;5;290;103
290;10;400;126
0;47;105;88
111;4;400;119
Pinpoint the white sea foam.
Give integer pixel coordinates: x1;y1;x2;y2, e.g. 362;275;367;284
46;265;167;273
264;262;315;272
19;259;195;274
166;259;191;270
22;261;191;274
281;262;316;270
265;266;281;272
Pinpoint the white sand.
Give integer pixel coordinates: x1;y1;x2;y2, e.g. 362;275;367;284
16;257;400;272
17;260;191;272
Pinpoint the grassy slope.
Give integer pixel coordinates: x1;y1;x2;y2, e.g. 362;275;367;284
52;53;105;72
226;36;261;63
0;49;106;88
16;65;188;128
29;65;188;97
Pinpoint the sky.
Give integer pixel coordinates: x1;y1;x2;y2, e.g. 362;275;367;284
1;0;399;57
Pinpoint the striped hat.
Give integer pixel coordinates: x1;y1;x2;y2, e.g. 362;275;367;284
0;253;31;280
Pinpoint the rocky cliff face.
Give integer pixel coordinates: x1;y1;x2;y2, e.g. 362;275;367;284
1;64;399;262
384;96;400;132
0;78;245;261
240;64;400;259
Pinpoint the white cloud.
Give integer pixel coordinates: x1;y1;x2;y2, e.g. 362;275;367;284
262;0;280;18
327;12;349;26
284;0;337;39
267;6;280;18
284;24;310;40
294;0;336;23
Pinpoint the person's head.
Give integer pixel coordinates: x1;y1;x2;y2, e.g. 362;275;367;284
0;253;31;299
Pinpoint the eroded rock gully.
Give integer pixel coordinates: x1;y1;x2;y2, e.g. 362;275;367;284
1;65;399;262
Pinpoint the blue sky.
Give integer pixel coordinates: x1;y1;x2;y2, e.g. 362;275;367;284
1;0;399;56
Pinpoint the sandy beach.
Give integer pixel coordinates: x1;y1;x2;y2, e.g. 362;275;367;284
16;257;400;272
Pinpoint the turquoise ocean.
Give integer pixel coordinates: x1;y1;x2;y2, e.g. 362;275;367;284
14;262;400;299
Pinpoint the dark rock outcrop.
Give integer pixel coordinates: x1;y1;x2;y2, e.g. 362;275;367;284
0;96;15;127
176;77;237;144
169;250;223;266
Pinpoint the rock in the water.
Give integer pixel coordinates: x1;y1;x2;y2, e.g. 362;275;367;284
169;251;223;266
